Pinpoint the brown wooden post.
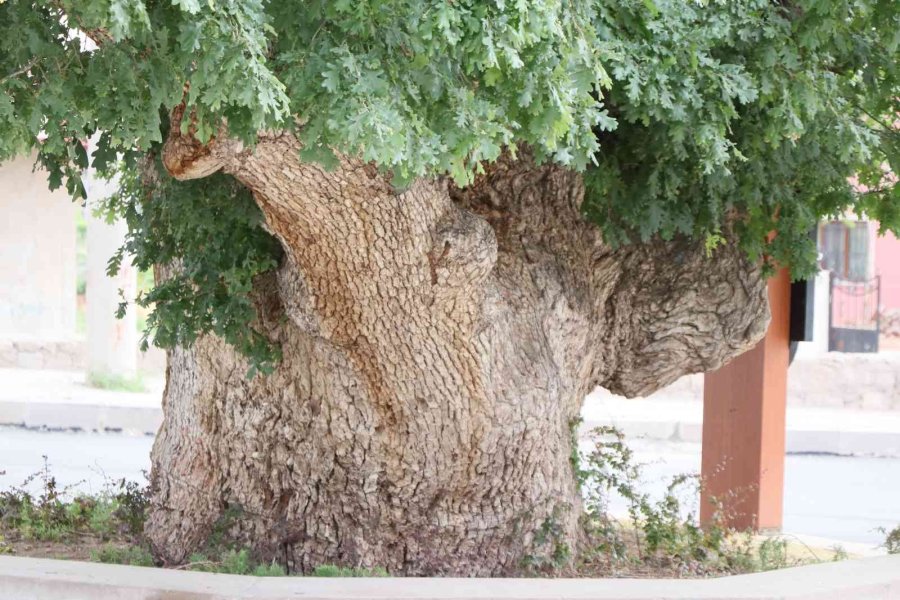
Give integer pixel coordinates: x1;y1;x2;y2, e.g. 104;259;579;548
700;268;791;531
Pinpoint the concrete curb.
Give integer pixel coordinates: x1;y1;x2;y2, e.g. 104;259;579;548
0;400;161;435
3;398;899;457
0;555;898;600
0;368;164;435
579;418;900;457
580;397;900;458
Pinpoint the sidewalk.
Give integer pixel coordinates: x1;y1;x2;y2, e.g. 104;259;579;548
1;367;899;457
0;368;163;435
581;390;900;458
3;554;900;600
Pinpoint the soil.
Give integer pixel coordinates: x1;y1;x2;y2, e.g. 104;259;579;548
2;534;131;562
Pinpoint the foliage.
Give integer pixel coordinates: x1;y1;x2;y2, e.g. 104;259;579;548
585;0;900;278
186;549;287;576
1;0;898;364
0;458;148;544
157;504;387;575
828;544;849;562
92;543;155;567
104;157;283;374
880;525;900;554
3;443;841;577
521;505;574;571
755;537;791;572
575;427;811;576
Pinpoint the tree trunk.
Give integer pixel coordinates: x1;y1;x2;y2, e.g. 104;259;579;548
147;129;769;575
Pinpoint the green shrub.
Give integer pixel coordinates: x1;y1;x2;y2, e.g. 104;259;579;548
755;538;791;572
881;526;900;555
576;426;814;576
92;544;155;567
0;460;148;544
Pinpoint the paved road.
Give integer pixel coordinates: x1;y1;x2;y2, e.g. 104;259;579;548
1;428;897;547
0;427;152;496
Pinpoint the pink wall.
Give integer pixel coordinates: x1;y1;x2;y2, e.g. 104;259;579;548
875;229;900;311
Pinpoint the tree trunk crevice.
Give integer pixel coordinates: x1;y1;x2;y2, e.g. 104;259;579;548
148;131;769;575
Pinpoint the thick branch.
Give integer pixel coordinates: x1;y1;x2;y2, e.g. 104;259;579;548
161;121;768;399
452;156;769;399
161;104;243;180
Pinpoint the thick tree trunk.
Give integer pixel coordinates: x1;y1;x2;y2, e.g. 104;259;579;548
147;130;769;575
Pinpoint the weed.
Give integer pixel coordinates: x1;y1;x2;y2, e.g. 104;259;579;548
829;544;849;562
755;537;792;571
522;505;573;572
0;457;80;541
0;459;148;545
576;426;808;577
92;544;155;567
2;433;845;579
311;565;388;577
878;525;900;554
568;417;588;489
181;549;288;576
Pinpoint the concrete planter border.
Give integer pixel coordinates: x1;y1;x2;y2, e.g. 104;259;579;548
1;554;898;600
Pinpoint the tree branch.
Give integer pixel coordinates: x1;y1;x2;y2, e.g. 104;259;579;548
0;58;39;85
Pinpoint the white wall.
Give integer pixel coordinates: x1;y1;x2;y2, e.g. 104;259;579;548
0;154;77;341
84;154;138;377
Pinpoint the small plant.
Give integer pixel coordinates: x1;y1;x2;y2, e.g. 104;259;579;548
879;525;900;554
92;544;155;567
181;549;287;576
0;460;149;548
828;544;849;562
0;457;80;541
568;417;588;489
254;562;288;577
107;478;150;537
576;426;802;577
522;506;573;572
755;537;792;571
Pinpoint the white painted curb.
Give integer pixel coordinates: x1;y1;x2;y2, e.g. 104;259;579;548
0;555;898;599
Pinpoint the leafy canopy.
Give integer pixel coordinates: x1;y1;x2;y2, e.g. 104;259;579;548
1;0;898;370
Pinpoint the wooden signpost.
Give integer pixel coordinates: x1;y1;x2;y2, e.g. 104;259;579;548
700;268;792;531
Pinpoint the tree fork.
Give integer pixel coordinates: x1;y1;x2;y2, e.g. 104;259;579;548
146;127;770;575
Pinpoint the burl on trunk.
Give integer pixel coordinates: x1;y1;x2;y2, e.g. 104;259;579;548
147;126;768;575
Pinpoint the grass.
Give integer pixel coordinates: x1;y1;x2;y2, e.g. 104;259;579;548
0;458;148;545
86;371;147;393
92;544;155;567
311;565;389;577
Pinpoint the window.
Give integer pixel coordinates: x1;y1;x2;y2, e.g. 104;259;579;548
820;221;870;281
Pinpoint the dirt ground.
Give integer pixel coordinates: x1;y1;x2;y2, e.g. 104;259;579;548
2;534;130;562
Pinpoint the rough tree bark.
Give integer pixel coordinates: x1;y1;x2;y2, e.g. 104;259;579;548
146;124;769;575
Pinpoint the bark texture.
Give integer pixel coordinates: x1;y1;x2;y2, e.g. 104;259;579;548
147;129;769;575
